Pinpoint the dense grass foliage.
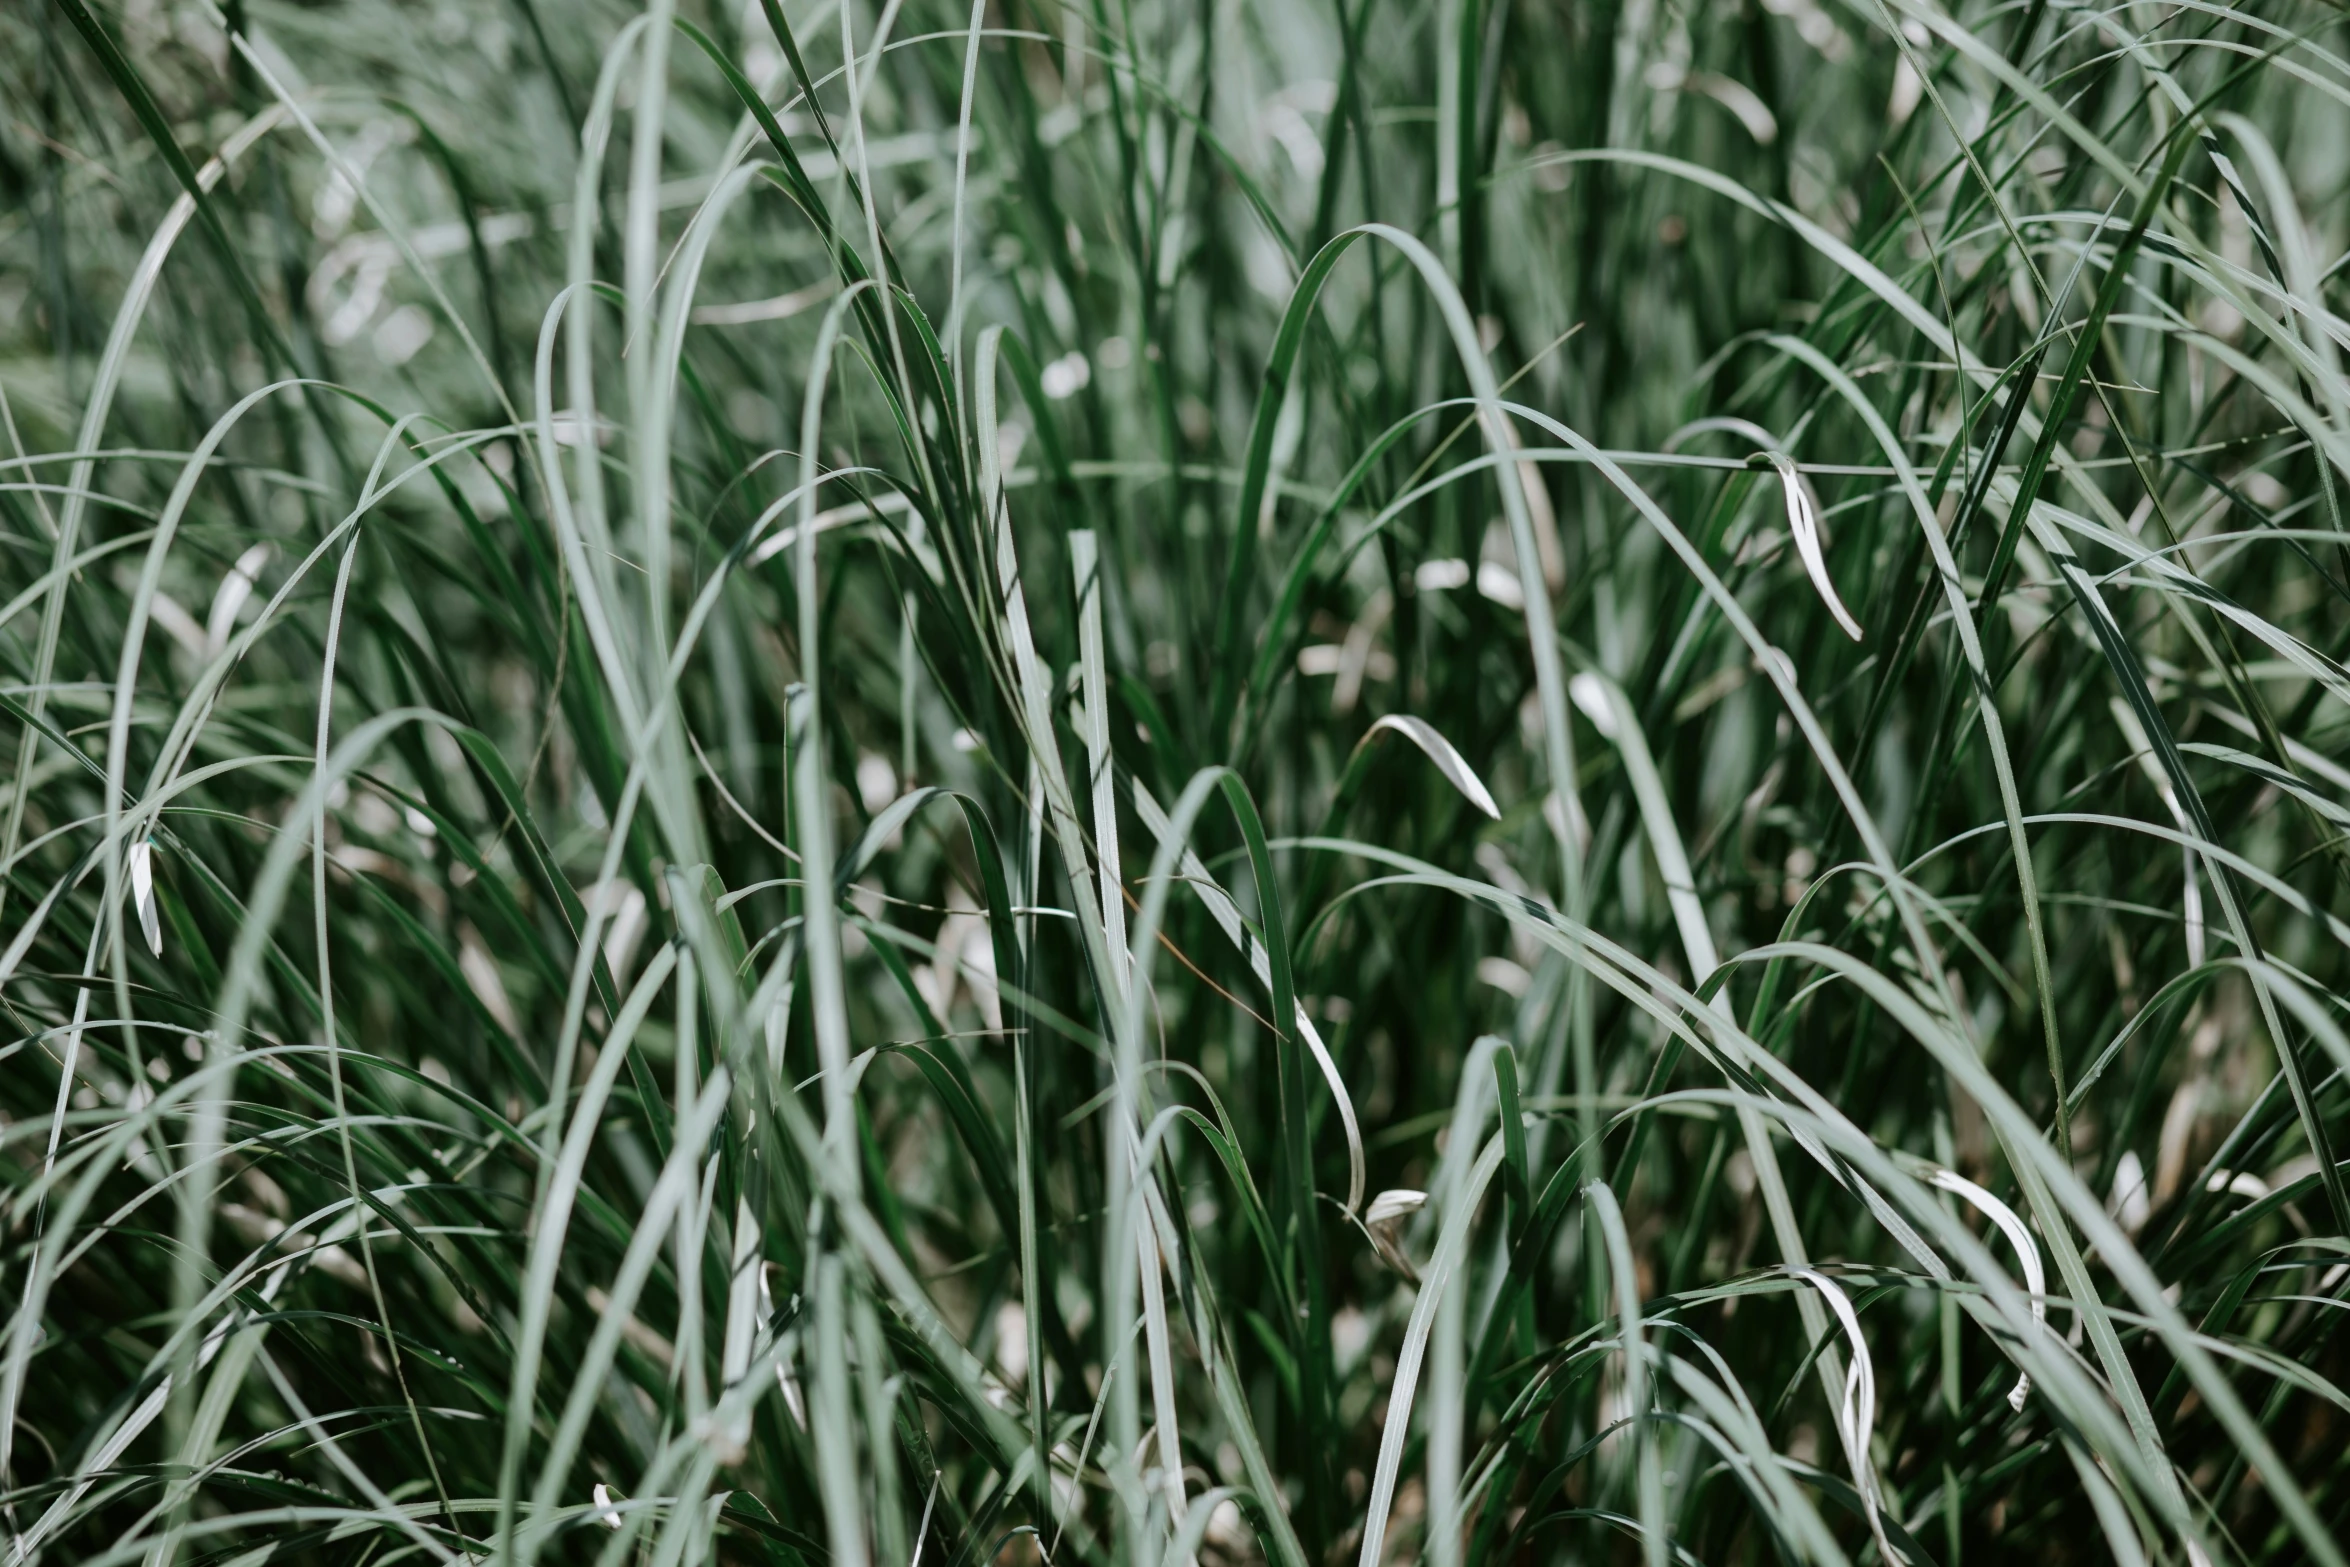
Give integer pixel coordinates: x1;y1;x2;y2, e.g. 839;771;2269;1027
5;0;2350;1560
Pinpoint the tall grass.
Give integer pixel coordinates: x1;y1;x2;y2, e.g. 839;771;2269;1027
3;0;2349;1560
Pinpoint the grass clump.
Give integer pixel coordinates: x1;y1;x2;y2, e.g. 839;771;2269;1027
5;0;2350;1561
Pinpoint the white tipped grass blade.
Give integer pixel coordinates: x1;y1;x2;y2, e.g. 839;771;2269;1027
1356;715;1502;820
1364;1188;1426;1281
205;543;272;657
1686;71;1778;144
1789;1267;1895;1567
1474;559;1525;610
910;1470;943;1567
592;1482;622;1529
1567;672;1618;739
2109;1149;2152;1237
1930;1168;2045;1411
128;840;162;958
1298;1020;1362;1214
1764;452;1861;641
